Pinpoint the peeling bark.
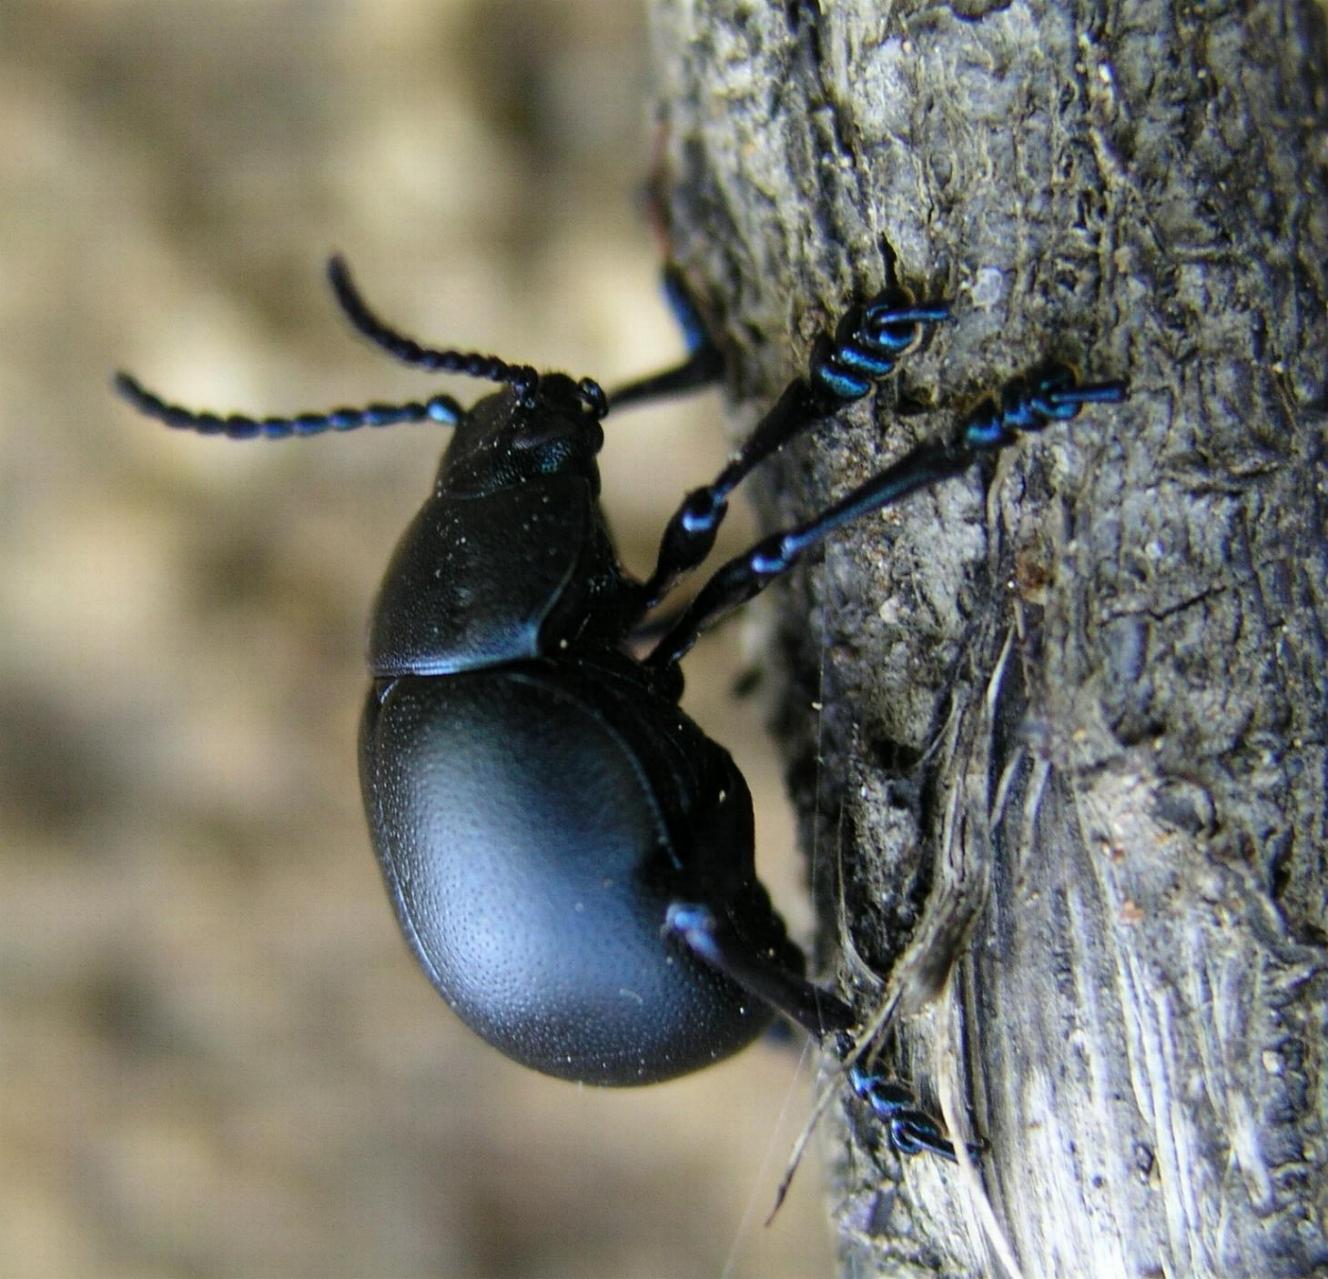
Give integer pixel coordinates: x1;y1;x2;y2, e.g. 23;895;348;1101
647;2;1328;1274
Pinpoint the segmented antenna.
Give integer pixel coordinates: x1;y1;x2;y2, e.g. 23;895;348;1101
112;371;462;440
327;255;539;400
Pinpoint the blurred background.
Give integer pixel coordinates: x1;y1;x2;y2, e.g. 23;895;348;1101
0;1;835;1276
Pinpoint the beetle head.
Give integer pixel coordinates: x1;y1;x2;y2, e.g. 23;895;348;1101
439;373;609;497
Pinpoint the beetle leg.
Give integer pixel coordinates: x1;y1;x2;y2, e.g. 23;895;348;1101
632;290;950;609
645;361;1126;669
665;902;854;1040
666;903;978;1163
843;1060;987;1162
608;266;725;409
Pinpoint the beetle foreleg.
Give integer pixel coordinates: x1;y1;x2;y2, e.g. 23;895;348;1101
629;289;949;609
645;361;1126;669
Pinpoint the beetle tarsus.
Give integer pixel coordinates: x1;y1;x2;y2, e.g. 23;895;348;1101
667;902;978;1163
843;1065;988;1162
810;289;951;402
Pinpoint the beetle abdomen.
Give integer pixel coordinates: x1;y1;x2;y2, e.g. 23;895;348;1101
359;665;774;1084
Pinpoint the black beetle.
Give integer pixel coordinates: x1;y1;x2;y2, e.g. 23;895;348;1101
117;255;1124;1161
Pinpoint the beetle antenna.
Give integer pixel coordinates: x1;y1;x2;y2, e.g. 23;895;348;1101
328;255;539;399
113;371;462;440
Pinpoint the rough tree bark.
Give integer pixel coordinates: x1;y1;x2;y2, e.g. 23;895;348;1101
647;2;1328;1276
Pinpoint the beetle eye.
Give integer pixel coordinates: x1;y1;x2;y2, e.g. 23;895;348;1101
576;378;608;418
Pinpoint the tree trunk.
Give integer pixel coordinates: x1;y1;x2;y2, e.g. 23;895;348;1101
646;2;1328;1275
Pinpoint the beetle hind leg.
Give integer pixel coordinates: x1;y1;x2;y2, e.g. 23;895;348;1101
843;1060;987;1162
665;902;979;1163
665;903;854;1040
